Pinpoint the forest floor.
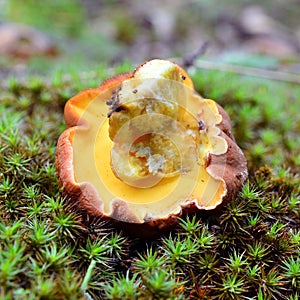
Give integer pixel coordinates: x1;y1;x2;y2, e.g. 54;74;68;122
0;1;299;299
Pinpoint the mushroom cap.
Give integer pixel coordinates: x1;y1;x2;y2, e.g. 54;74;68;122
56;59;248;234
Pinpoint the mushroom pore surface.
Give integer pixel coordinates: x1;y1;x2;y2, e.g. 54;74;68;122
56;59;248;224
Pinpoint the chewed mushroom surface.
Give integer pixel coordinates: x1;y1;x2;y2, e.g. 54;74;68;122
56;59;248;226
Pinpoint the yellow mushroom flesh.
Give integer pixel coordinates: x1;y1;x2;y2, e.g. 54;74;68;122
69;60;229;223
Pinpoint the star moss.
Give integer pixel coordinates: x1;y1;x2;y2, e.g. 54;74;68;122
0;65;299;299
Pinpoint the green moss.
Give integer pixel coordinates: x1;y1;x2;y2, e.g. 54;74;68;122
6;0;85;38
0;64;299;299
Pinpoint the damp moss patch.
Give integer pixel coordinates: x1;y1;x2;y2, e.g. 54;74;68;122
0;64;299;299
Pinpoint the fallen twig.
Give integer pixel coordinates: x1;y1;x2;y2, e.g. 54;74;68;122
189;59;300;84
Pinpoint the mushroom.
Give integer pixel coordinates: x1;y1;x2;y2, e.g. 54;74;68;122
56;59;248;235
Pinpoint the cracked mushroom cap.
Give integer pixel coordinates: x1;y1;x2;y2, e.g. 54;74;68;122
56;59;248;235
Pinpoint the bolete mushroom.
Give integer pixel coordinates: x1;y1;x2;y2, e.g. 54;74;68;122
56;59;248;235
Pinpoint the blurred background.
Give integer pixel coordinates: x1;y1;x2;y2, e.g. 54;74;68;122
0;0;300;76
